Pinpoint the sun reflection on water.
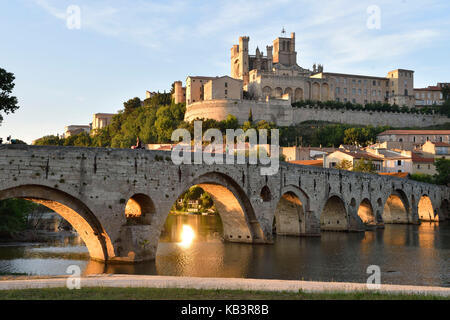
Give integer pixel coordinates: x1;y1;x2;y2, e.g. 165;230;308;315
178;225;195;248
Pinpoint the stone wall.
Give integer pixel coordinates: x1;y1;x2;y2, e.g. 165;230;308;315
184;99;449;127
185;99;293;126
292;106;449;127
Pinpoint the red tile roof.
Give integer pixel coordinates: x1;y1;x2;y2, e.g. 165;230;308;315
414;86;442;91
378;172;409;178
336;150;383;161
411;152;435;163
378;130;450;135
289;160;323;167
432;142;450;147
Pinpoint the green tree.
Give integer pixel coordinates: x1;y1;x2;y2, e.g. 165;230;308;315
123;97;142;114
0;67;19;124
335;159;353;170
352;158;376;173
434;158;450;185
0;199;37;236
33;135;63;146
410;173;435;184
200;193;213;209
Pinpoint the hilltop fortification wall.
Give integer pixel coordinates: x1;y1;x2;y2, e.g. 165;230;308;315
184;99;449;127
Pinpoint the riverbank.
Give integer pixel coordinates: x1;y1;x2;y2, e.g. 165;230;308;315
0;286;447;300
0;275;449;298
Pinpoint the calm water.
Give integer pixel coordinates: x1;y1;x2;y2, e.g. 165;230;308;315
0;215;449;287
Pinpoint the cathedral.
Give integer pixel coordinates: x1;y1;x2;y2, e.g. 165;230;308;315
176;30;416;126
230;31;331;102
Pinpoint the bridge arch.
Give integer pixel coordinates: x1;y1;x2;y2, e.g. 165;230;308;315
125;193;156;225
357;198;376;225
161;171;265;245
382;190;411;223
320;195;348;231
273;185;310;236
418;195;437;222
0;184;113;261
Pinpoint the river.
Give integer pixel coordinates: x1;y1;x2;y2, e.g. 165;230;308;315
0;214;448;287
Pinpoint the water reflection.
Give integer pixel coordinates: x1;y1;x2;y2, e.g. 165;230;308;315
0;215;448;287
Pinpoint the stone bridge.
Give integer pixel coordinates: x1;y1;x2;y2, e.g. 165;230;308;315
1;145;449;263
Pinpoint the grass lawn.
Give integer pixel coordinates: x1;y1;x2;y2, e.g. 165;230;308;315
0;287;447;300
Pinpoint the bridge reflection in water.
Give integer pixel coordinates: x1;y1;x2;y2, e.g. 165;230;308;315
0;215;448;287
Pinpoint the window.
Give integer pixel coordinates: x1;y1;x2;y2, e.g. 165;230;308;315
352;98;356;103
352;79;356;84
225;89;228;95
336;87;340;94
417;164;421;169
373;80;376;86
225;82;228;87
358;89;362;95
344;88;347;94
397;160;402;166
352;88;356;94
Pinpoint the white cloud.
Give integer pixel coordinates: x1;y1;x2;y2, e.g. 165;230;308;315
32;0;448;75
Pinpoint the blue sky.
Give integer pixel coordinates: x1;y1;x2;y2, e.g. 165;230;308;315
1;0;449;143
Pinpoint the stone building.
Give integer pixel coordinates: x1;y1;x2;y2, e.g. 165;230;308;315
422;141;450;160
172;81;186;104
185;76;242;105
377;130;450;146
92;113;115;132
63;125;91;138
414;83;447;107
182;30;447;125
